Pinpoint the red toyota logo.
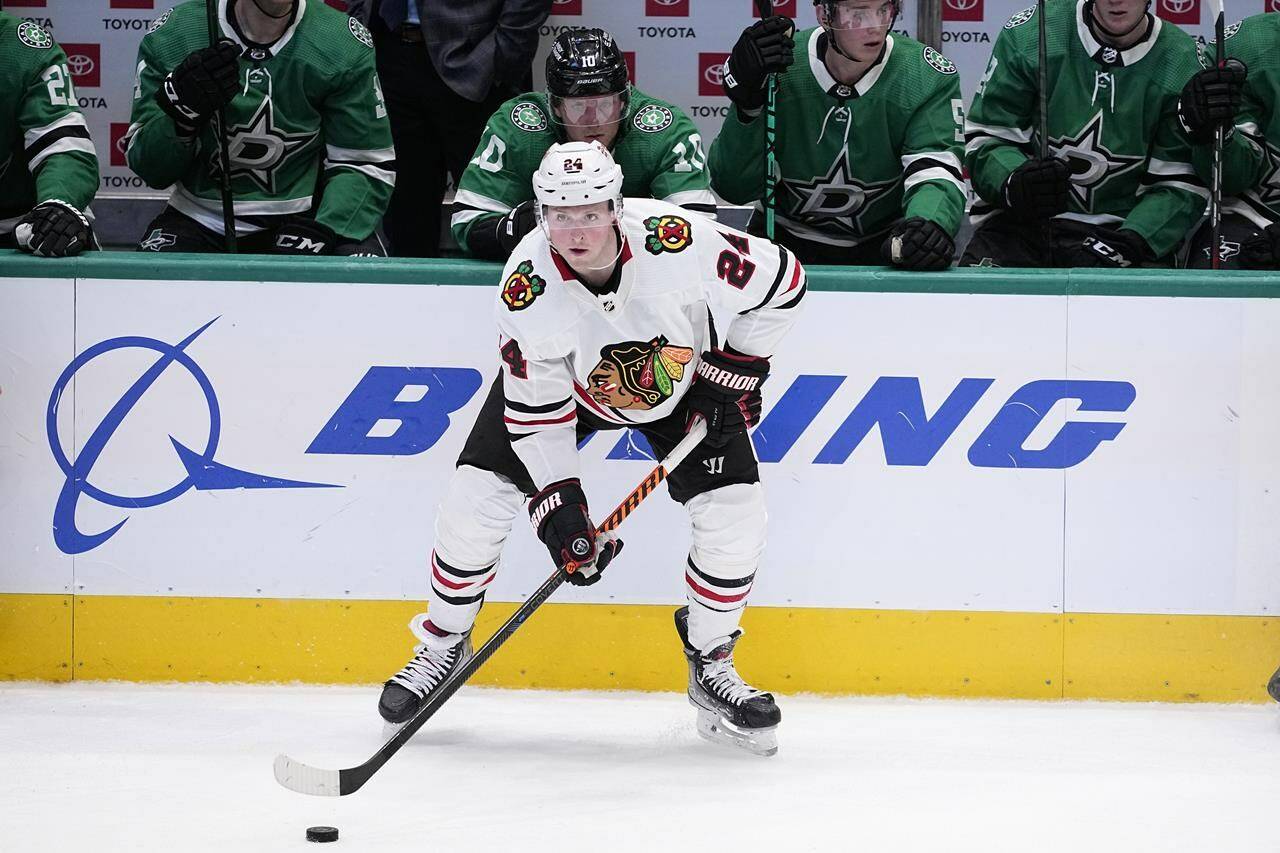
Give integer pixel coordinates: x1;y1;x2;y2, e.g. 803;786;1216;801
552;0;583;13
698;52;730;96
4;0;49;7
753;0;797;14
1269;0;1280;12
942;0;983;21
109;0;155;7
62;44;101;88
646;0;690;16
322;0;349;10
110;123;131;168
1156;0;1199;24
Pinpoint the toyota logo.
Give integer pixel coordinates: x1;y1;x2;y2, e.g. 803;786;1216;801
652;0;683;4
67;54;95;77
553;0;574;4
115;134;128;155
945;0;980;10
705;62;725;87
1270;0;1280;12
1161;0;1195;14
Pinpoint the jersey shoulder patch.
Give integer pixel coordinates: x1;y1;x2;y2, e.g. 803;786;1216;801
147;9;172;34
509;100;549;133
643;213;694;254
1223;21;1241;40
502;259;547;311
633;103;674;133
1004;6;1036;28
16;21;54;50
348;17;373;48
922;46;957;75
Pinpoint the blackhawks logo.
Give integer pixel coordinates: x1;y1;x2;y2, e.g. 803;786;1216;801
511;102;548;132
643;215;693;255
502;260;546;310
633;104;674;133
587;336;694;410
17;22;53;50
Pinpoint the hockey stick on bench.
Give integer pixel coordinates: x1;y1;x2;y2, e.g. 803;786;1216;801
273;419;710;797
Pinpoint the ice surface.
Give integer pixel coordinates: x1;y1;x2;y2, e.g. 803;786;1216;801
2;683;1277;852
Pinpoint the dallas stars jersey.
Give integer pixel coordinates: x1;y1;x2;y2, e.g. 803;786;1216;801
965;0;1205;258
0;13;98;235
1196;13;1280;227
126;0;393;239
708;29;966;250
452;89;716;258
495;198;805;491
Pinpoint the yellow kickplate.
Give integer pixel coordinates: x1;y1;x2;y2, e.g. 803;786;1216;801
0;594;72;681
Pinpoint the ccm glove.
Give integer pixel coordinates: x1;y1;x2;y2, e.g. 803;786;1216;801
1079;228;1152;268
156;40;241;132
1241;222;1280;269
1178;59;1247;145
1003;157;1072;219
723;15;795;113
15;200;92;258
685;348;769;448
269;218;337;255
529;479;623;586
883;217;954;271
494;200;538;254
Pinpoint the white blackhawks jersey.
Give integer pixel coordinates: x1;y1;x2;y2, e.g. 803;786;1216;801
493;197;807;490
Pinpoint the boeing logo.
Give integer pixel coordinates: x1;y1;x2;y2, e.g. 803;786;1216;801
47;319;337;555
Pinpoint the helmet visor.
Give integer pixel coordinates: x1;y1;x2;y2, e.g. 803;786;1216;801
549;92;628;128
821;0;897;30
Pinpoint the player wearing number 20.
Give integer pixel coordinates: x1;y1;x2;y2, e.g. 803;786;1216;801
0;12;99;258
381;141;805;756
451;28;716;260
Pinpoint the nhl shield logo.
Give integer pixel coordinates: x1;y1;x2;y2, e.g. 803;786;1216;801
643;215;693;254
502;261;546;311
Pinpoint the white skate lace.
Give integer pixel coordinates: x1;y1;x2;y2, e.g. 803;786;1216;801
701;656;765;706
388;643;461;698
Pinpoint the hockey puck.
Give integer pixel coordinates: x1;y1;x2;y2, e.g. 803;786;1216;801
306;826;339;843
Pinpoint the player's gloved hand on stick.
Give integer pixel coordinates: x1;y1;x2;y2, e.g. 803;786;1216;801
1241;222;1280;269
269;218;337;255
686;348;769;448
1178;59;1247;145
156;40;241;132
1078;228;1151;268
723;16;795;114
529;479;623;586
495;200;538;254
1003;156;1072;219
883;217;954;271
15;200;92;258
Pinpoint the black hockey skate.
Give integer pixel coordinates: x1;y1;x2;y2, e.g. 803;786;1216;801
674;606;780;756
1268;664;1280;704
378;630;473;725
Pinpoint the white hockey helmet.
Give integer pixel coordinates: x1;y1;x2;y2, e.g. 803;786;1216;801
532;140;624;214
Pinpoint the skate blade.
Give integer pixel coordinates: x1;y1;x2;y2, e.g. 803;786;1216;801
694;709;778;757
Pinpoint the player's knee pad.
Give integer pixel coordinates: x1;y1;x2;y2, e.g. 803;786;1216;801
433;465;525;572
686;482;767;580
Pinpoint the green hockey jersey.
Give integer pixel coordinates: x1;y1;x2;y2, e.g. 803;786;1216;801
965;0;1205;257
0;13;98;235
708;28;966;250
1195;13;1280;227
451;88;715;258
126;0;393;239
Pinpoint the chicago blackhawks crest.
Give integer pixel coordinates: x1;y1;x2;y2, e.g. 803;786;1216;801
643;215;693;255
587;336;693;410
502;260;546;310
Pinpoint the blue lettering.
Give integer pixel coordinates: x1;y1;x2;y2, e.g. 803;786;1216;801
967;380;1135;469
752;375;845;463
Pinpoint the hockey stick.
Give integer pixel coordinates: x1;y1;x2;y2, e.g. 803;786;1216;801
755;0;778;239
1210;0;1225;270
273;419;710;797
206;0;237;253
1037;0;1054;266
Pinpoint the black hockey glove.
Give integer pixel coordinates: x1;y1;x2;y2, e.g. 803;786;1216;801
156;40;241;132
883;217;954;271
1241;223;1280;269
495;200;538;254
1003;157;1072;219
14;200;92;258
529;479;623;586
685;348;770;448
1079;228;1152;268
1178;59;1247;145
269;218;337;255
723;15;795;114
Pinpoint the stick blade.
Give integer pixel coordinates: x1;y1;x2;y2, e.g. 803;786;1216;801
273;753;342;797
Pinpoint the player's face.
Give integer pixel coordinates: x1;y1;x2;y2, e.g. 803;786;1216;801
1090;0;1147;36
545;201;618;271
552;94;626;148
821;0;896;61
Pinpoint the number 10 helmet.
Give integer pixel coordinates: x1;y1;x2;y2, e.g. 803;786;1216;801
545;28;631;133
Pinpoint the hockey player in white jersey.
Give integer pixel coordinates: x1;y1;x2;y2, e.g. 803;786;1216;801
378;140;806;755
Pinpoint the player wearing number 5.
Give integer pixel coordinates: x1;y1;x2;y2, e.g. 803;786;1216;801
0;12;99;258
452;28;717;260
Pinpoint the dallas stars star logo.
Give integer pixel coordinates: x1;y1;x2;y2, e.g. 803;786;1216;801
1050;111;1143;211
211;96;318;194
780;150;898;238
1253;139;1280;204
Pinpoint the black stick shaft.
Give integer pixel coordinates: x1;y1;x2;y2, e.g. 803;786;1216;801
1210;5;1225;270
206;0;237;253
754;0;777;239
1037;0;1053;266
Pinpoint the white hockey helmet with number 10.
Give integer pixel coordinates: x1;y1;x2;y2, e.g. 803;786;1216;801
533;140;624;218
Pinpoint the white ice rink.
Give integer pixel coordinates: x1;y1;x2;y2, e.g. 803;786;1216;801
3;683;1277;852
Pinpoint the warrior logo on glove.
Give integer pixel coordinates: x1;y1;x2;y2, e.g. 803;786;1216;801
588;336;694;409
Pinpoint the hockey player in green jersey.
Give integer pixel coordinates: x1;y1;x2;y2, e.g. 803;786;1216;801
126;0;394;255
451;28;716;260
1181;14;1280;269
962;0;1206;268
0;12;98;258
707;0;966;270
